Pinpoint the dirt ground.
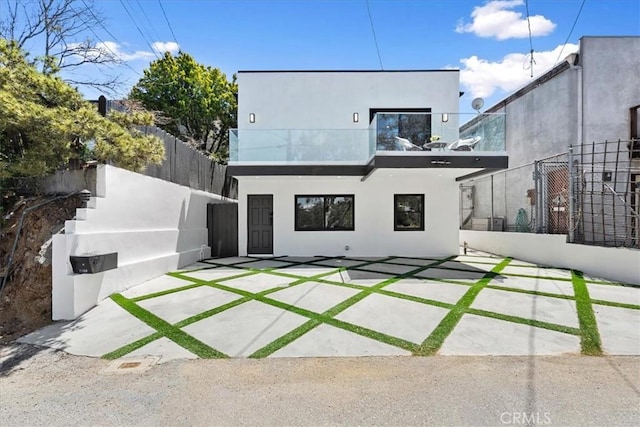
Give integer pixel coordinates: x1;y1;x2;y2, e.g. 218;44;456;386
0;195;81;343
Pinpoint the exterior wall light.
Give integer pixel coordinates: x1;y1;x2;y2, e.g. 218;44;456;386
249;113;255;123
353;112;359;123
441;113;449;123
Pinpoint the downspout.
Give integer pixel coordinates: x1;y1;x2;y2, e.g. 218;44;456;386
568;54;583;168
569;53;583;241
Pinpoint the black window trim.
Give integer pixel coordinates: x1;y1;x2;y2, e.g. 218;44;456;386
394;194;425;231
294;194;355;231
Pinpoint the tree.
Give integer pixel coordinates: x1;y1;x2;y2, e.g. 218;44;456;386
0;0;121;92
129;51;237;163
0;39;164;179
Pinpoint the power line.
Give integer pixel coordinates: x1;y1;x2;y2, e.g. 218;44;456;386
76;1;141;76
158;0;179;46
554;0;586;66
365;0;383;70
524;0;535;77
119;0;160;59
134;0;163;47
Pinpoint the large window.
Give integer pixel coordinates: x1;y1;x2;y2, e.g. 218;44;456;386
394;194;425;231
370;108;432;151
295;195;354;231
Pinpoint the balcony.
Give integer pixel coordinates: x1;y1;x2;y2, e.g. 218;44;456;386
230;113;506;164
228;113;507;176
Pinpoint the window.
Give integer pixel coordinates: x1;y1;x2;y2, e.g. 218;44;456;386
295;195;354;231
631;105;640;158
369;108;432;151
394;194;425;231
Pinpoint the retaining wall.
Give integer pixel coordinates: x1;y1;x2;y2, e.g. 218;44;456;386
52;165;233;320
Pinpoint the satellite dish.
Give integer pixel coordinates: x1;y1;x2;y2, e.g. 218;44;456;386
471;97;484;112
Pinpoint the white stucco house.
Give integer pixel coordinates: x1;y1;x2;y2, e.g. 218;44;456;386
228;70;508;257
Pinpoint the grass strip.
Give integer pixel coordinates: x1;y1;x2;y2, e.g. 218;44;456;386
571;271;603;356
416;257;513;356
591;299;640;310
102;332;164;360
247;257;454;357
465;308;581;336
500;272;573;282
131;282;204;302
110;293;228;359
174;296;252;328
485;284;575;301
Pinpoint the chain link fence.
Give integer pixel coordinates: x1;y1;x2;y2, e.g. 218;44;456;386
460;140;640;249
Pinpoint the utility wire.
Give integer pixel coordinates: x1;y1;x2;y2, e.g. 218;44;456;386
158;0;179;46
134;0;164;47
524;0;535;77
553;0;586;66
119;0;160;59
365;0;383;70
76;1;141;76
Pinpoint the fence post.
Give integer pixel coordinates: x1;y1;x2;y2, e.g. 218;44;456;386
490;174;494;231
533;161;541;233
568;145;575;243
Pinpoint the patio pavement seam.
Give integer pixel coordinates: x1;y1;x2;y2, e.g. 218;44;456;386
246;256;457;358
99;254;633;361
416;257;513;356
109;294;228;359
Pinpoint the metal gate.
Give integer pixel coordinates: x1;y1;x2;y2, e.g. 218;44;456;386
207;203;238;258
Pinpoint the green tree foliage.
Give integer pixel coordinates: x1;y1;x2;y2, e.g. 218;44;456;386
129;51;237;163
0;39;164;178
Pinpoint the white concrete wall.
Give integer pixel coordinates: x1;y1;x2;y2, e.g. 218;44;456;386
237;170;460;257
237;71;460;130
460;230;640;285
52;165;232;320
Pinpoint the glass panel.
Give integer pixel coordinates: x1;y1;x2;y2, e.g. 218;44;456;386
459;113;506;152
325;196;354;230
395;195;424;230
296;197;324;230
229;112;506;164
230;129;372;163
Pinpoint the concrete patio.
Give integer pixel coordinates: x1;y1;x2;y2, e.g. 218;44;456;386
18;250;640;363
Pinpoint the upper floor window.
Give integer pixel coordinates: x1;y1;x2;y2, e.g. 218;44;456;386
370;108;432;151
394;194;425;231
295;195;354;231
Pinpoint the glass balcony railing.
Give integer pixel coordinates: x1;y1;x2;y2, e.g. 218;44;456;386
229;112;505;164
229;129;374;163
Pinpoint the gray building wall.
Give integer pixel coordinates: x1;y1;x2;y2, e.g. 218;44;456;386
461;36;640;236
581;37;640;144
504;67;578;167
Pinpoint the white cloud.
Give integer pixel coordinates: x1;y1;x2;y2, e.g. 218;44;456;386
99;41;156;61
456;0;556;40
459;43;579;98
67;40;180;63
152;41;180;54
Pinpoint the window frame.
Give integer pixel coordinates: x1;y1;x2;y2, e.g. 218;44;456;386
294;194;355;231
394;194;425;231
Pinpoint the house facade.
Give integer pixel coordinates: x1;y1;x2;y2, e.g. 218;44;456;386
228;70;507;257
460;36;640;246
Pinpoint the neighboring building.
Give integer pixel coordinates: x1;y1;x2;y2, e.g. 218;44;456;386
460;36;640;247
228;70;507;257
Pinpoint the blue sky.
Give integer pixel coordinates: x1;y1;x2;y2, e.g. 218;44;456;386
12;0;640;113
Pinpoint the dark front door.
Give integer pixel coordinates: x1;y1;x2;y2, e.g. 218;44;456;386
247;195;273;254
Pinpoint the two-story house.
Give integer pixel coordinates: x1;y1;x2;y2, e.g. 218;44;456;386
228;70;507;257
